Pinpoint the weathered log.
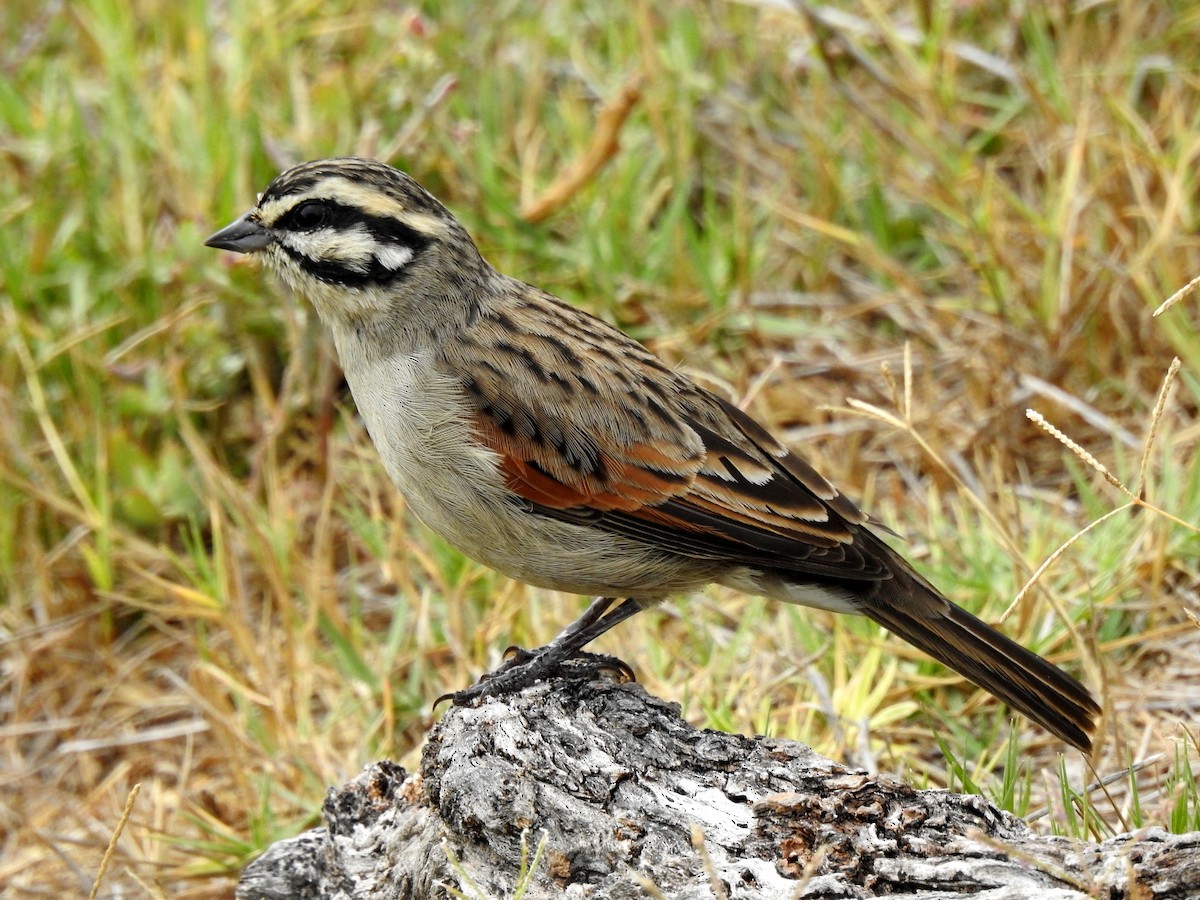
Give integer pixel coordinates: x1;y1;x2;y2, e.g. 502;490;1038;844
236;676;1200;899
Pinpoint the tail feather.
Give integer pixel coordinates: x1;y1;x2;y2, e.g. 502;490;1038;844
858;558;1100;752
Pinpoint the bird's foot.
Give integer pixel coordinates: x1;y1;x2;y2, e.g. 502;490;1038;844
436;646;636;707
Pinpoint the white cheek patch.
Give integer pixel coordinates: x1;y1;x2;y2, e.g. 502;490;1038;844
323;225;375;266
375;244;414;271
285;226;369;267
284;225;414;275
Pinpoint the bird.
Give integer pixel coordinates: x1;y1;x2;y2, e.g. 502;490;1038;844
205;157;1101;751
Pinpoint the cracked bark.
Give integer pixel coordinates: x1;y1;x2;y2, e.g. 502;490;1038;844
236;677;1200;899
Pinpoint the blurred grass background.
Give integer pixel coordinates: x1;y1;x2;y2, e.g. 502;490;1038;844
3;0;1200;894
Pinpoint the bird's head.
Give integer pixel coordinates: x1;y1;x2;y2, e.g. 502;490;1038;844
206;158;486;327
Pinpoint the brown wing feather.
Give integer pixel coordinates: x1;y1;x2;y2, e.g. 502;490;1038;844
444;293;883;578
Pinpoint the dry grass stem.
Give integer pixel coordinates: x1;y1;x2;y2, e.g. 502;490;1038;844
1026;410;1129;495
1012;503;1135;609
691;824;730;900
787;845;826;900
1153;273;1200;318
88;782;141;900
519;75;643;223
1135;358;1181;496
842;359;1034;586
970;830;1096;894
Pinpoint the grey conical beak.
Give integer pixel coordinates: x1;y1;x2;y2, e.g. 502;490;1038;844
204;213;272;254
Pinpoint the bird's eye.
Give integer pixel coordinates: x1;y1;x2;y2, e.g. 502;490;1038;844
291;201;329;231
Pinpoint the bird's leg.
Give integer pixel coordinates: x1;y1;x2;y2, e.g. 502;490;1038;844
442;596;645;705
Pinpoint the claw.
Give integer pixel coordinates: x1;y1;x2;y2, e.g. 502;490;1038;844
600;656;637;683
433;648;639;708
501;645;535;663
429;597;645;708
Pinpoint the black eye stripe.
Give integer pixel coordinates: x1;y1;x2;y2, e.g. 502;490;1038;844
273;198;432;288
276;199;352;233
276;199;431;254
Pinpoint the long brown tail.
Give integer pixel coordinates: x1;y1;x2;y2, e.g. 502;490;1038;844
859;551;1100;752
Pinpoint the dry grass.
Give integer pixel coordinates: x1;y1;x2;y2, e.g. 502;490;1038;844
3;0;1200;894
